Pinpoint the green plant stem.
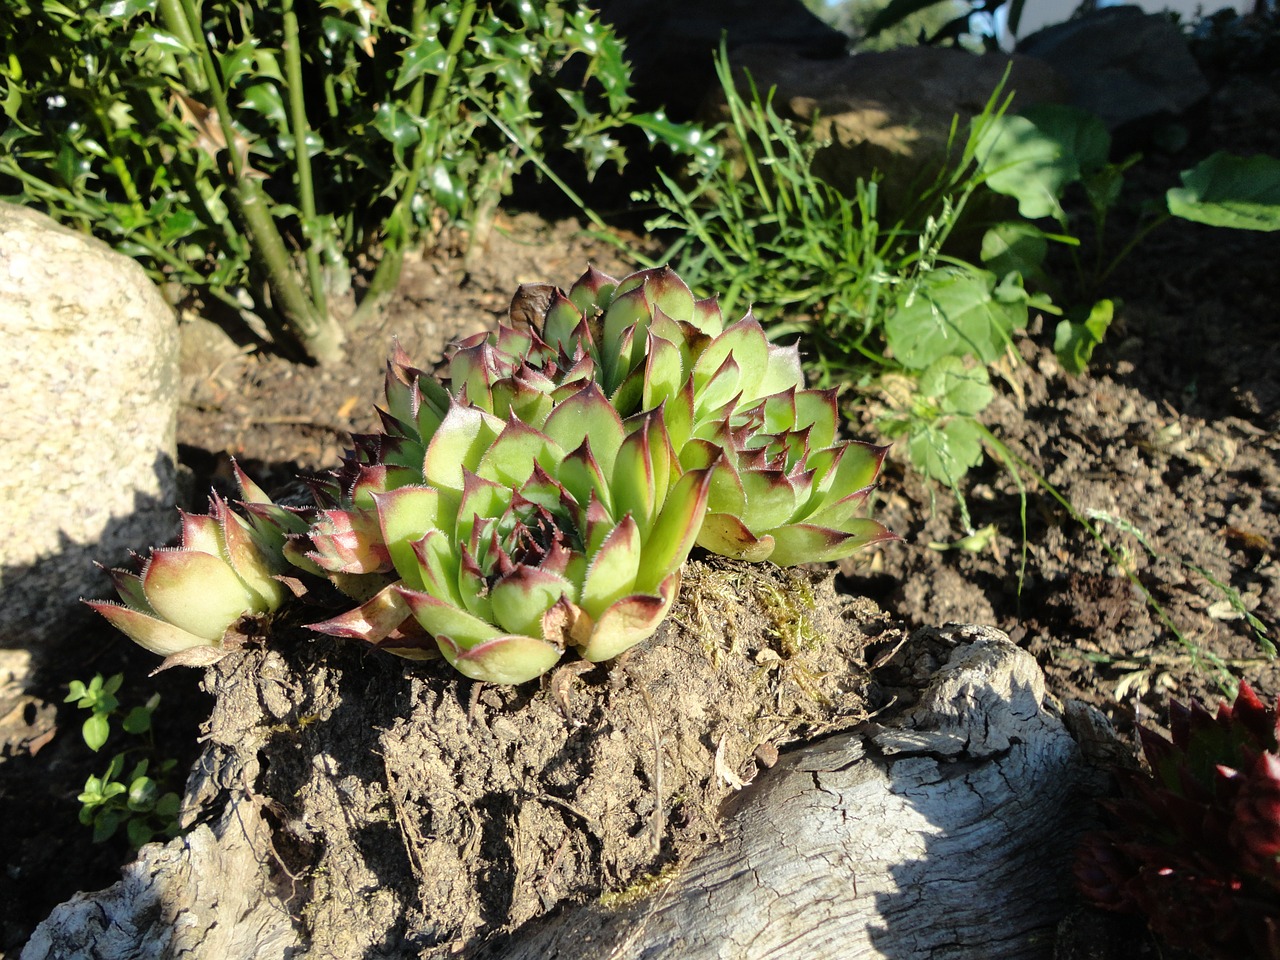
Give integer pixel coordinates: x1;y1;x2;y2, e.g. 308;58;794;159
282;0;327;320
169;0;344;364
354;0;477;325
1095;213;1171;290
154;0;206;93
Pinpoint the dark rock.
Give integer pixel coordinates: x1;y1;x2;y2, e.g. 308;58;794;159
1017;6;1209;144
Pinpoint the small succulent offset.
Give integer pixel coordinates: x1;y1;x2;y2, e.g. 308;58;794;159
1076;683;1280;960
90;266;894;684
86;466;302;661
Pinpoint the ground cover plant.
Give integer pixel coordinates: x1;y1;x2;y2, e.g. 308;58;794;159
1077;683;1280;959
0;0;701;362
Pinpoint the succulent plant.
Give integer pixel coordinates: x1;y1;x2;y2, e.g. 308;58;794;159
308;390;712;684
1076;683;1280;960
432;265;897;565
86;464;300;657
90;265;894;684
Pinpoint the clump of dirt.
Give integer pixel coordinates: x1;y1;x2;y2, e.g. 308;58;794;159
187;563;893;957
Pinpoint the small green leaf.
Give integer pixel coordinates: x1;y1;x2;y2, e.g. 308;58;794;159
1166;152;1280;231
83;713;110;752
918;357;994;417
122;705;153;735
99;0;159;20
127;776;159;812
907;418;985;486
93;809;124;843
1054;299;1114;375
980;221;1049;283
126;818;155;848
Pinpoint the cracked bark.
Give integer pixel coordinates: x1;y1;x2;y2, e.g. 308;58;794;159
23;624;1114;959
482;626;1112;960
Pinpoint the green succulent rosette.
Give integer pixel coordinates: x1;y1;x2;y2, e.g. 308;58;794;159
307;387;712;684
434;264;896;566
90;265;894;684
86;465;299;657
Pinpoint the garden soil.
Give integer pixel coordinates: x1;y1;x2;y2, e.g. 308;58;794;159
2;71;1278;958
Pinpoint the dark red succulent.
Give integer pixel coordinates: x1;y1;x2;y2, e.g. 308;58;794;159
1076;683;1280;959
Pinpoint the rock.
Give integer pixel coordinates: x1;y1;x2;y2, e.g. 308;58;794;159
23;614;1117;959
719;45;1064;228
0;203;180;648
1016;6;1209;140
593;0;848;119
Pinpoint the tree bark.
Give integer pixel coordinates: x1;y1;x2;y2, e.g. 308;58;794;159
23;623;1115;960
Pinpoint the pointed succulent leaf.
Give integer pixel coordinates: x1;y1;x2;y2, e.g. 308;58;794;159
437;632;565;685
574;573;679;663
635;467;713;594
410;529;463;606
580;515;642;619
180;510;224;556
794;390;838;450
757;339;805;399
423;402;503;495
398;586;503;651
307;509;392;574
694;317;769;397
738;468;802;531
447;335;499;414
142;549;263;641
490;566;574;638
542;382;625;476
86;602;215;656
218;504;286;608
766;519;898;566
567;265;617;316
455;471;507;547
690;296;724;337
103;567;154;614
697;513;775;562
476;416;562;488
600;284;652;389
657;379;696;455
557;440;612;513
611;418;658;535
372;486;445;589
827;441;890;495
643;266;695;323
308;582;413;644
693;355;743;419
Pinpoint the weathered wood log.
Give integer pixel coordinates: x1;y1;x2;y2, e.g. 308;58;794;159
23;615;1115;960
483;624;1111;959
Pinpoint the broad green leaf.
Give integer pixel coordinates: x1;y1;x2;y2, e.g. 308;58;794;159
976;105;1110;220
918;356;994;417
884;267;1022;369
1166;152;1280;231
981;221;1049;282
907;418;985;485
1054;299;1114;375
